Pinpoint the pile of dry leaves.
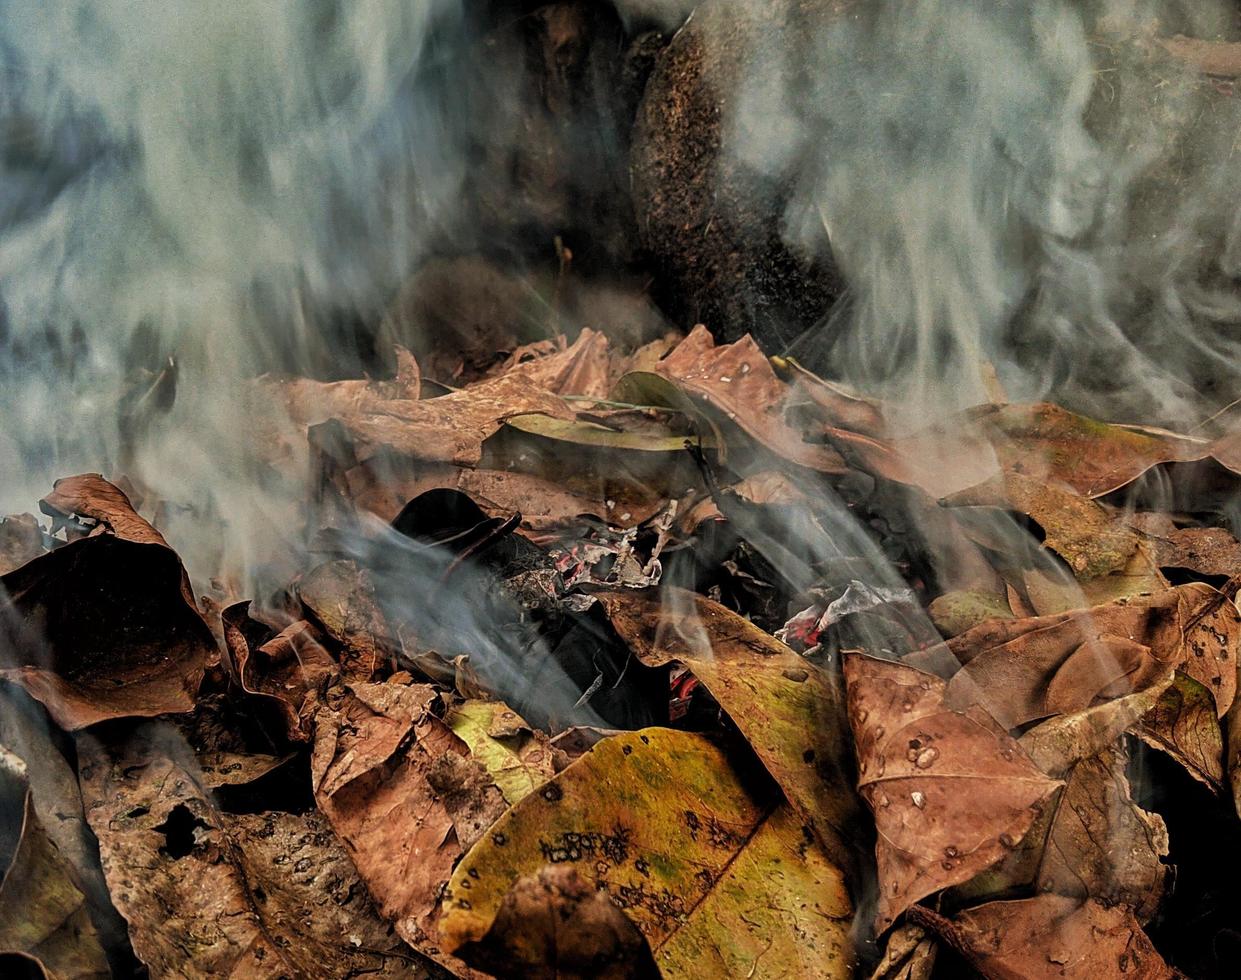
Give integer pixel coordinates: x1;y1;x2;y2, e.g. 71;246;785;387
3;324;1241;979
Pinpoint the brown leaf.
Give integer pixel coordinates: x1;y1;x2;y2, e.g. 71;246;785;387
649;325;847;472
220;603;337;742
0;475;213;730
1226;697;1241;820
945;585;1239;729
596;588;862;873
842;654;1061;931
911;896;1177;980
944;472;1140;580
1019;678;1173;779
454;866;658;980
0;747;109;980
298;559;390;680
1130;516;1241;581
77;725;422;979
0;686;128;955
868;923;937;980
309;681;487;971
426;751;509;852
318;456;673;534
1032;744;1169;921
263;345;421;426
778;357;887;437
497;327;617;399
831;401;1233;502
309;372;575;470
1019;543;1168;617
1135;672;1225;792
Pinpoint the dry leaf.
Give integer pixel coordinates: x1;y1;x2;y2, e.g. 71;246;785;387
0;747;109;980
0;687;127;955
1033;744;1169;921
446;700;556;805
309;681;486;971
220;604;337;742
1131;516;1241;581
597;588;862;872
911;896;1176;980
298;559;389;680
868;923;937;980
309;372;575;470
647;325;847;472
1135;672;1225;792
928;589;1014;638
453;866;659;980
0;475;212;730
439;728;855;980
829;401;1238;503
945;585;1239;729
77;725;421;979
842;654;1061;931
498;327;616;399
944;472;1140;580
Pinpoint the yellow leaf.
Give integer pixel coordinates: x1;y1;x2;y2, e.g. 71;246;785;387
439;728;855;979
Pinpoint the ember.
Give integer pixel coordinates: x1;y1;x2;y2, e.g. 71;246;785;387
3;2;1241;979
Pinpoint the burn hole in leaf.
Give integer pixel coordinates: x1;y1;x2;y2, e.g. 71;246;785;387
154;803;209;859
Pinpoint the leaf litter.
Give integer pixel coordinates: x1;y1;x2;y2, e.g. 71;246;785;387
3;325;1241;979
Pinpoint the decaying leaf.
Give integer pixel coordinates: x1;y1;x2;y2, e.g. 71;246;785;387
945;584;1239;729
446;700;555;805
1018;677;1173;779
298;559;390;680
928;589;1014;638
953;681;1172;913
842;654;1062;931
1135;672;1226;792
1130;515;1241;581
310;681;491;969
944;472;1140;580
497;327;617;400
911;896;1176;980
1017;542;1169;617
646;325;847;473
0;686;127;956
454;866;659;980
77;725;422;979
0;475;213;730
1034;744;1169;921
597;588;862;871
309;372;576;470
220;603;337;742
0;747;109;980
868;923;937;980
440;728;855;980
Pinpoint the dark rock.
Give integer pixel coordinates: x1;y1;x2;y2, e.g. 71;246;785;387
630;0;847;348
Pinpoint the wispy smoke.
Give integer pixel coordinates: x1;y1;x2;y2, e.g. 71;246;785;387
728;0;1241;427
0;0;468;581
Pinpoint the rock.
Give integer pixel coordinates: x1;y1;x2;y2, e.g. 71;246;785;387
630;0;847;348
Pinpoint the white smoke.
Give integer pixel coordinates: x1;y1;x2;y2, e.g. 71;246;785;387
729;0;1241;428
0;0;465;583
